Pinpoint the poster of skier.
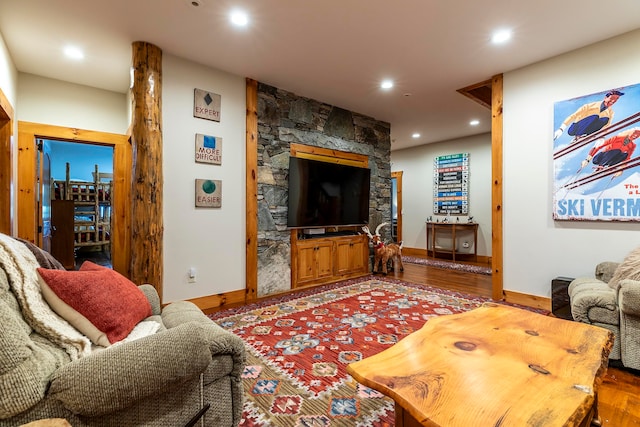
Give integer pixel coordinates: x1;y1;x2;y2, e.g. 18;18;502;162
553;83;640;221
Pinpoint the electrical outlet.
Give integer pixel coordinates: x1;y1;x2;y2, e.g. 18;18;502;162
462;241;470;249
188;267;197;283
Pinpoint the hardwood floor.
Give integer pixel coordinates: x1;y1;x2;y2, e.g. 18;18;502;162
390;260;640;426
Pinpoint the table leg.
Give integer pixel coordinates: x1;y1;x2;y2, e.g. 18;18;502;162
395;402;425;427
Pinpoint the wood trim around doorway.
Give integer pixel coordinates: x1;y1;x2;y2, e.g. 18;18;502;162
16;121;131;276
0;88;14;235
491;74;504;301
391;171;403;243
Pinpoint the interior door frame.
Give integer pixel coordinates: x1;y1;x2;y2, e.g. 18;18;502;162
391;171;403;243
39;141;52;253
17;121;131;275
0;88;14;235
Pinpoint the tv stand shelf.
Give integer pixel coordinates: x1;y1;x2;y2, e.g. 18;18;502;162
300;230;358;239
291;230;368;288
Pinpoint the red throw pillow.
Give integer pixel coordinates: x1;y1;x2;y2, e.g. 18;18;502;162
78;261;106;271
37;262;152;345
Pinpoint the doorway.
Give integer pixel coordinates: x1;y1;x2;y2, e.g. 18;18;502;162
391;171;403;243
17;121;131;276
44;140;114;269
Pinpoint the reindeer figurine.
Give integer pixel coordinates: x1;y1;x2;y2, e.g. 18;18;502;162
362;222;404;275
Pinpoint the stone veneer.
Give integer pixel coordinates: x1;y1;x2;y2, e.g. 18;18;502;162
256;83;392;297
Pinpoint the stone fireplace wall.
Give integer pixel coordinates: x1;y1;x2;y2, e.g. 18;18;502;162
256;82;391;296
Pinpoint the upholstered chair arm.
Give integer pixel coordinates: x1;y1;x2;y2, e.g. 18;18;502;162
137;284;161;315
48;322;213;416
160;300;246;376
619;279;640;317
569;280;618;324
595;261;620;283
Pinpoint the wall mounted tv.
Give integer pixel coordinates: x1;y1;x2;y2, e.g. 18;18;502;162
287;156;371;229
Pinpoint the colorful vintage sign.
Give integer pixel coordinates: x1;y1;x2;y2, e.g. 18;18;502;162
193;88;221;122
553;83;640;221
195;133;222;165
433;153;469;215
195;179;222;208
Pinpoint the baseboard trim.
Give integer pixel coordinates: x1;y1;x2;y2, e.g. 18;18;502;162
402;247;426;257
402;246;491;265
503;290;551;311
187;289;247;314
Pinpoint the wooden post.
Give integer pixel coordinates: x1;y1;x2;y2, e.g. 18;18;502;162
130;41;163;300
491;73;504;301
245;78;258;302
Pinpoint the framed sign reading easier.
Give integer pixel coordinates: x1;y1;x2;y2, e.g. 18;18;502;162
433;153;469;215
195;179;222;208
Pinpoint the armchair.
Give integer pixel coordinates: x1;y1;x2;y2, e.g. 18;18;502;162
568;247;640;370
0;233;246;426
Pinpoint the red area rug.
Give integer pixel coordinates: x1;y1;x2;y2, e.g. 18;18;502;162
209;276;512;426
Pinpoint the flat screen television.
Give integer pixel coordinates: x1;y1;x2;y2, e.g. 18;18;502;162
287;157;371;229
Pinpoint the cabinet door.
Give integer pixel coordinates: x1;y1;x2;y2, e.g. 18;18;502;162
296;242;318;284
335;237;368;275
335;238;354;275
349;238;368;273
315;241;334;279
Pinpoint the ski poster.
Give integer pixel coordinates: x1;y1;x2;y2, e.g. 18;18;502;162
433;153;469;215
553;83;640;221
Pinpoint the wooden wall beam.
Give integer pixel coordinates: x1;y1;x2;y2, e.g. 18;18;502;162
491;74;504;301
245;78;258;302
130;41;163;298
290;142;369;167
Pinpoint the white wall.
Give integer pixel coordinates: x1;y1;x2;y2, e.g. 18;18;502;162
391;133;492;256
162;54;246;303
503;29;640;297
0;32;17;107
0;31;18;234
17;73;128;133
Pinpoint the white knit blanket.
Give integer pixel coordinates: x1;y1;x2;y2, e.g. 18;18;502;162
0;234;92;360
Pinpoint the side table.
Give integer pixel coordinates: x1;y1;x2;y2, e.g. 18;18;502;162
552;276;575;320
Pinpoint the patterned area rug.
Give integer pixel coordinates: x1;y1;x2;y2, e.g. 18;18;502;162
209;276;507;426
402;255;492;275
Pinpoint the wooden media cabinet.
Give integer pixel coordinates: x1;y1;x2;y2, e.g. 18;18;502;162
290;230;369;288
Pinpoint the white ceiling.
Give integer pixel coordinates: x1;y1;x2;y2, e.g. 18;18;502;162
1;0;639;151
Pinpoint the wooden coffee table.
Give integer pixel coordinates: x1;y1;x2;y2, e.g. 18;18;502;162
346;303;614;427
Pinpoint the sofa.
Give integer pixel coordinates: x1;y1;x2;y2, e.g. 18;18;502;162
568;247;640;371
0;232;246;426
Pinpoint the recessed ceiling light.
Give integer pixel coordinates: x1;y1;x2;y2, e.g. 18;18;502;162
230;10;249;27
470;119;480;126
64;46;84;60
412;133;421;138
491;29;512;44
380;80;394;90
